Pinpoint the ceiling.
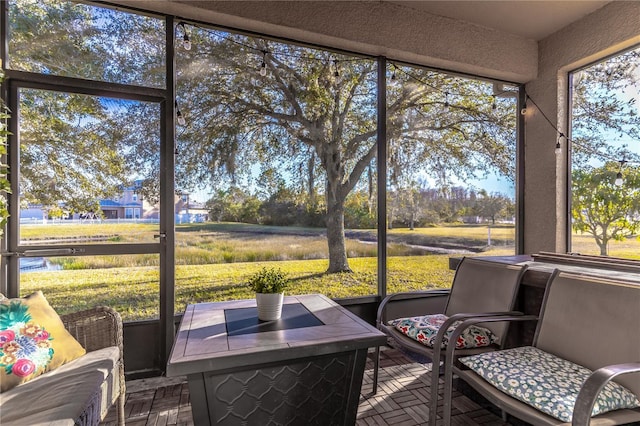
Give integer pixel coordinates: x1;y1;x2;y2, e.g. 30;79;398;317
388;1;612;40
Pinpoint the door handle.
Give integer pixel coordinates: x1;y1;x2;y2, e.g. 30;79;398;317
3;248;84;257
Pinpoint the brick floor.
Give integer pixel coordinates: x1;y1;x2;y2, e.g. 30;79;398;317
101;346;512;426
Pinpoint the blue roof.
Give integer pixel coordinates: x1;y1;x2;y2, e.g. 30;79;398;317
100;200;121;207
99;200;142;208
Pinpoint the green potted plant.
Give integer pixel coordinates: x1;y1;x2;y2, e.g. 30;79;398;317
246;267;288;321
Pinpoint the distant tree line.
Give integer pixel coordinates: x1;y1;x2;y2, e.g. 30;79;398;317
207;185;514;229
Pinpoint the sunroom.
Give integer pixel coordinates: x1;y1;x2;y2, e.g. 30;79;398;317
0;1;639;425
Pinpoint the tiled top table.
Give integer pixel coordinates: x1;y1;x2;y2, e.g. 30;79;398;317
167;294;386;425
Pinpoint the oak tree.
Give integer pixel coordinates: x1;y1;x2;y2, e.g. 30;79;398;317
175;28;516;272
571;163;640;255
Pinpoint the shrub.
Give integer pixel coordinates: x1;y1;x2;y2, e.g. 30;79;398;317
246;267;288;293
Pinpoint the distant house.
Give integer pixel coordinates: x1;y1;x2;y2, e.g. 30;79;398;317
20;181;209;223
100;181;147;220
175;193;209;223
20;204;47;221
461;216;482;224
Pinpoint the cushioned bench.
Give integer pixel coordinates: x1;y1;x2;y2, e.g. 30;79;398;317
373;256;528;423
0;296;125;426
441;271;640;426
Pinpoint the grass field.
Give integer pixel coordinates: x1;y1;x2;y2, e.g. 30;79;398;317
16;221;639;321
20;222;157;243
571;233;640;258
21;255;458;320
24;222;513;268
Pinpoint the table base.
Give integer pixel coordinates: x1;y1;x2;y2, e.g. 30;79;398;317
187;348;368;425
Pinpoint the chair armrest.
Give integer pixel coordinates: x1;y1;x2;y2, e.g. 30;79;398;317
431;311;524;366
61;306;123;357
441;314;539;426
376;289;450;327
432;311;525;362
61;306;126;426
572;363;640;426
443;314;539;362
444;311;524;327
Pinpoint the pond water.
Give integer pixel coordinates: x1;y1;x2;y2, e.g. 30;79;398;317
20;258;62;272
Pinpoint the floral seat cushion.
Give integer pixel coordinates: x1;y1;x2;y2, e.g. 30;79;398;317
460;346;640;422
388;313;497;349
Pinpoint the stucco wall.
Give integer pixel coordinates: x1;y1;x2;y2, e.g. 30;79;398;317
524;1;640;254
118;0;537;83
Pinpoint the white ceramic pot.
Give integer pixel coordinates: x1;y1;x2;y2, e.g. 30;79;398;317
256;292;284;321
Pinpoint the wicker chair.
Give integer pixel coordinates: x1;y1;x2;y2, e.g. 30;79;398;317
61;306;126;426
0;305;125;425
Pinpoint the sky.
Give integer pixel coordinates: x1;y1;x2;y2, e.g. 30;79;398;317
572;52;640;169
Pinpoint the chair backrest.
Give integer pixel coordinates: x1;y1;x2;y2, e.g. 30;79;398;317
444;257;528;344
535;271;640;395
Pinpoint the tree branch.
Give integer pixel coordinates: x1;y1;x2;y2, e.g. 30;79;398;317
342;136;377;197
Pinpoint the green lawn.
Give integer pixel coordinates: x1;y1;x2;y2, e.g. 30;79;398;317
17;221;639;321
571;233;640;259
21;255;456;320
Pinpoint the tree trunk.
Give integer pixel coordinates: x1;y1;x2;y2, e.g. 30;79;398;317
597;226;609;256
597;240;608;256
322;141;351;273
326;198;351;273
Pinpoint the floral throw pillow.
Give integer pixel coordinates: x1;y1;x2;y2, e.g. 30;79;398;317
0;291;86;392
388;313;497;349
460;346;640;422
